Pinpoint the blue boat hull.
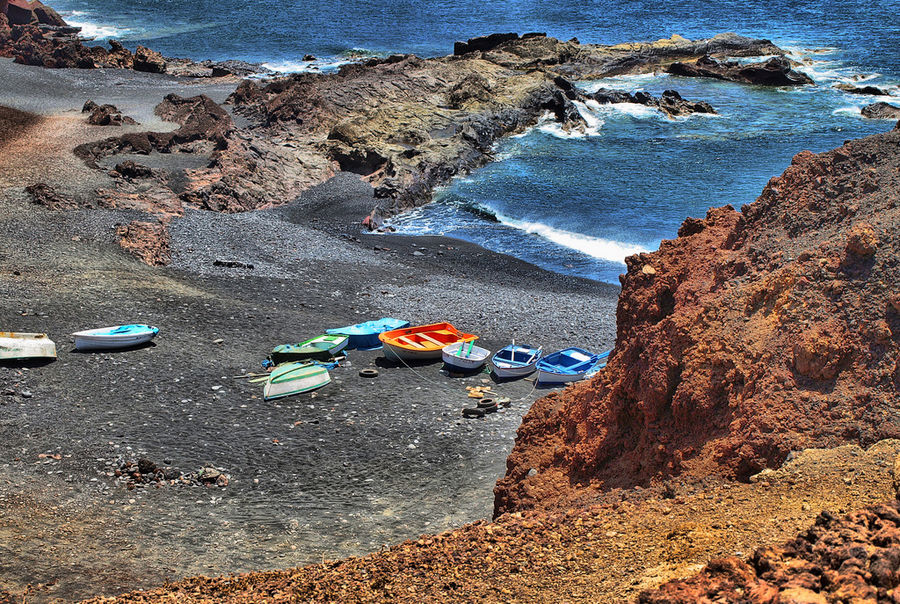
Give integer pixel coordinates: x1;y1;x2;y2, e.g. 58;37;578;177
327;318;410;350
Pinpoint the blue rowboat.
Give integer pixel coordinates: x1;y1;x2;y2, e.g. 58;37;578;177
72;324;159;351
326;318;409;350
536;347;604;384
491;344;542;379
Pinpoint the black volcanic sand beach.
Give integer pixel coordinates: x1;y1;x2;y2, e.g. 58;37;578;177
0;61;618;602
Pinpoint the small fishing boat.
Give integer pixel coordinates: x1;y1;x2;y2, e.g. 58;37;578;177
379;322;477;362
263;362;330;400
72;324;158;351
326;318;410;350
536;347;603;384
0;332;57;360
442;341;491;372
491;344;542;379
270;334;348;364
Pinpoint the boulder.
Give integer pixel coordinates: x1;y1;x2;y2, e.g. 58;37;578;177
835;83;889;96
133;44;166;73
454;32;519;55
861;101;900;119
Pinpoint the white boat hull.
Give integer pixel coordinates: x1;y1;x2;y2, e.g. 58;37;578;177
383;342;443;362
536;368;588;384
492;363;537;379
441;342;490;371
74;332;157;351
0;332;57;360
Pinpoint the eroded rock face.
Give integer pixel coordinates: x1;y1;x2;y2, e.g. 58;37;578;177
639;501;900;603
495;124;900;517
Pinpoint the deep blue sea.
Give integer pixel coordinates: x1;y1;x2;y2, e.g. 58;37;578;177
51;0;900;282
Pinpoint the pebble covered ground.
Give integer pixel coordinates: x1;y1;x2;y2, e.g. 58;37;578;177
0;70;618;600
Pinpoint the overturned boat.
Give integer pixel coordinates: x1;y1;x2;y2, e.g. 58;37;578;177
0;332;57;360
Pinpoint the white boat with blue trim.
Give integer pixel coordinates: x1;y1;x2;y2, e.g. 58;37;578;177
72;324;159;351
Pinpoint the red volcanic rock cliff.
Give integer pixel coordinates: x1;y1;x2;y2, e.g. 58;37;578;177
495;124;900;516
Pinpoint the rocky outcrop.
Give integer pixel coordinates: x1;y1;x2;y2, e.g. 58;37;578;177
591;88;716;118
668;54;813;86
24;182;84;209
82;100;138;126
639;501;900;603
495;124;900;517
862;101;900;119
4;0;64;26
132;45;165;73
836;83;890;96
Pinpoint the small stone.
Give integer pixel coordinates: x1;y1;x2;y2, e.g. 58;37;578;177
527;468;538;477
212;338;224;344
20;391;33;398
642;265;657;275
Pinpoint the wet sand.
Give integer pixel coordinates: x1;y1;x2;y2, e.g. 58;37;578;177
0;60;618;602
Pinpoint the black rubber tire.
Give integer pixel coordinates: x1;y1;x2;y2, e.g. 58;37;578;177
481;403;499;413
462;407;485;418
476;397;496;408
359;368;379;378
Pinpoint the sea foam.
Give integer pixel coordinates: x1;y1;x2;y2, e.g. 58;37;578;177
495;214;648;263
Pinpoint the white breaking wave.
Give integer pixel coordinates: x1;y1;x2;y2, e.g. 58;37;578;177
63;12;130;40
833;106;863;116
581;72;670;93
496;214;648;263
537;102;605;139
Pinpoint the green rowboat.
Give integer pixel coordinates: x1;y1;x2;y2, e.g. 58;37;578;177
263;362;331;400
270;334;349;364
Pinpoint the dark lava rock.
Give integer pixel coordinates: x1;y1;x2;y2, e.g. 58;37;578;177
590;87;715;117
861;101;900;119
25;182;81;209
668;54;813;86
114;160;153;178
454;32;519;56
86;103;137;126
836;83;890;96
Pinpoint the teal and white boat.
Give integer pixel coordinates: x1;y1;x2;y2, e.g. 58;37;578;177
270;334;348;364
263;362;330;400
72;324;158;351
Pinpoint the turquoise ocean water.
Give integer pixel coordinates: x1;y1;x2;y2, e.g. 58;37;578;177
51;0;900;282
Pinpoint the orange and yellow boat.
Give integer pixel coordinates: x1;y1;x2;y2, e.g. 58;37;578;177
378;322;477;362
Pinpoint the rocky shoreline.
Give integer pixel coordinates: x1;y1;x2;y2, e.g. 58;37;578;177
2;1;899;602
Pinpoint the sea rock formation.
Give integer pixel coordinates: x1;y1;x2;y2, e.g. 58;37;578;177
639;501;900;603
668;54;813;86
495;123;900;516
590;88;716;117
835;83;890;96
74;33;785;223
862;101;900;119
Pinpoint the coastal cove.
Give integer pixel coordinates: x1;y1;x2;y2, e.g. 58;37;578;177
0;0;899;602
46;0;900;283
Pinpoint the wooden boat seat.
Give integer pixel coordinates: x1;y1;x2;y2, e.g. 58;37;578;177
417;333;445;346
397;335;426;349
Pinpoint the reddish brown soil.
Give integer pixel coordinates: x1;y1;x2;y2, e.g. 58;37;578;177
79;442;900;603
115;219;171;266
639;498;900;603
495;123;900;516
